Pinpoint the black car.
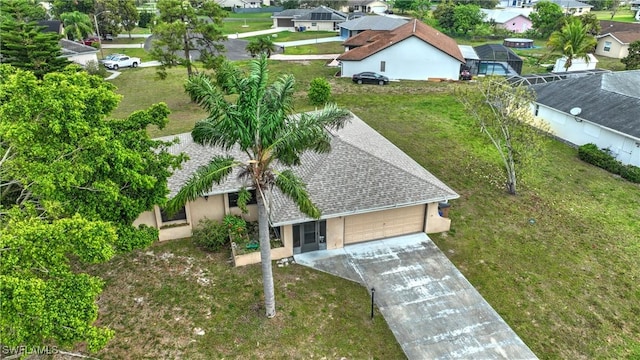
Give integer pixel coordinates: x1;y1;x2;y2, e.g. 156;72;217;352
352;72;389;85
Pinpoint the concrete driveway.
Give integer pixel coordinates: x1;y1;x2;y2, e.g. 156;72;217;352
295;233;538;360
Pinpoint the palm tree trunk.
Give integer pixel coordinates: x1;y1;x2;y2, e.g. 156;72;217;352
257;195;276;318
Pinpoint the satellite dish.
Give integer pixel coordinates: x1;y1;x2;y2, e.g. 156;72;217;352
570;107;582;116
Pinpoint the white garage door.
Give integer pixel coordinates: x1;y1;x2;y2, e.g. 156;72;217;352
344;205;426;244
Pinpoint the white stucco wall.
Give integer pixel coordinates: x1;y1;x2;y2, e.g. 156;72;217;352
533;103;640;167
68;53;99;66
340;37;462;81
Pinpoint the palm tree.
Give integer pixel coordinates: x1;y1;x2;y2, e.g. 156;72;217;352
166;54;349;318
246;36;276;58
547;17;597;72
60;11;94;41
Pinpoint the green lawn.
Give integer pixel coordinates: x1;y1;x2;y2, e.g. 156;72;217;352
222;19;274;35
100;60;640;359
283;42;344;55
592;9;638;22
244;30;338;42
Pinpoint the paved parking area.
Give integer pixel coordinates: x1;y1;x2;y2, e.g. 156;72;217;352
295;233;538;360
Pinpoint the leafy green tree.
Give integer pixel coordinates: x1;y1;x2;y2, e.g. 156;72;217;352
0;65;184;251
151;0;228;78
0;207;117;354
308;77;331;106
94;0;139;38
166;55;350;318
60;11;94;40
0;10;70;78
282;0;299;9
621;40;640;70
453;4;484;35
547;17;597;71
529;1;564;38
0;0;46;22
52;0;96;17
412;0;432;20
118;0;139;37
246;36;276;58
433;0;456;32
457;78;549;195
395;0;413;13
138;10;154;28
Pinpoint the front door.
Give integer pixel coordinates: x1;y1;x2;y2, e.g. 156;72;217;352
293;220;326;254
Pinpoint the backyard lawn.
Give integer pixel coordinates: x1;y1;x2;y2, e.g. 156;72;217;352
94;53;640;359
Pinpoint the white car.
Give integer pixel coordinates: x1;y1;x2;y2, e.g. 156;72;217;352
103;55;141;70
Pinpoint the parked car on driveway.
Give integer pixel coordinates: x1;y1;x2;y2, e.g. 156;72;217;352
103;55;141;70
352;72;389;85
100;53;124;64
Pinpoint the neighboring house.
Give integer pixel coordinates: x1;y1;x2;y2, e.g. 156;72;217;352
339;0;389;13
531;70;640;167
218;0;269;8
38;20;64;34
337;19;465;81
133;114;459;264
480;9;532;33
272;6;347;31
338;14;408;39
552;53;598;72
59;39;99;66
631;0;640;10
596;21;640;59
547;0;592;15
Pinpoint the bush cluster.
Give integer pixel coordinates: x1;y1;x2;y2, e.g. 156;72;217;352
578;143;640;183
308;77;331;106
192;218;230;251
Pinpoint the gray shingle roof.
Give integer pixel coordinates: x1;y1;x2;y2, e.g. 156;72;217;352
532;70;640;138
59;39;99;56
338;15;408;31
294;6;347;21
550;0;593;8
158;114;459;226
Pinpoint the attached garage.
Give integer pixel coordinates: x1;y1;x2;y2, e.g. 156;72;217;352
344;205;426;244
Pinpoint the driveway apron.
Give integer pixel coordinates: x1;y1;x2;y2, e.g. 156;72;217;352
295;233;538;360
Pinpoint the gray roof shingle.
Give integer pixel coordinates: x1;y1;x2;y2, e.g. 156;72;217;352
338;15;408;31
158;114;459;226
532;70;640;138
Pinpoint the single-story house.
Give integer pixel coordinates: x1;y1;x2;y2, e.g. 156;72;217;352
552;53;598;72
631;0;640;10
547;0;592;15
339;0;389;14
595;21;640;59
59;39;99;66
338;14;408;39
337;19;465;81
271;6;347;31
480;9;532;33
133;114;459;264
217;0;270;8
531;70;640;167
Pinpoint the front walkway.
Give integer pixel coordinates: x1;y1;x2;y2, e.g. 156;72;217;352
295;233;538;360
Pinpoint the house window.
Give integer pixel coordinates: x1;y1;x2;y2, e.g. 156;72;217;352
534;104;539;116
311;22;317;26
228;189;258;207
161;206;187;223
380;61;386;72
578;7;582;12
604;41;612;52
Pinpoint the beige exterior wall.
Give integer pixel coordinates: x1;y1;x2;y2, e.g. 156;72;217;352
232;225;294;267
424;202;451;234
133;210;157;228
595;36;629;59
294;20;338;31
189;194;225;227
343;205;426;245
229;204;259;222
326;217;345;250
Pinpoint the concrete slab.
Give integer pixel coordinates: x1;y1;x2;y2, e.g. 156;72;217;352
295;233;537;360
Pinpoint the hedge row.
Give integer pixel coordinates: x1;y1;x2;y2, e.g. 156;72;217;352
578;143;640;183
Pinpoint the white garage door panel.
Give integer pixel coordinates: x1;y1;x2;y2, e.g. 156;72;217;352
344;206;425;244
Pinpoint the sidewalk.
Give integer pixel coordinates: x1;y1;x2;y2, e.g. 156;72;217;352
227;28;289;39
274;36;342;47
102;43;145;49
270;54;340;60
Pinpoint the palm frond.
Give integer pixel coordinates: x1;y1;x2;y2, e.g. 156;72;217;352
270;105;351;166
184;73;227;116
275;169;320;219
165;155;236;215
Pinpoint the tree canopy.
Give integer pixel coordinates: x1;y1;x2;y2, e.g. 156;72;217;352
529;1;564;38
151;0;228;78
0;3;70;79
167;55;350;318
457;78;549;195
547;17;597;71
621;40;640;70
60;11;94;41
246;36;276;58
